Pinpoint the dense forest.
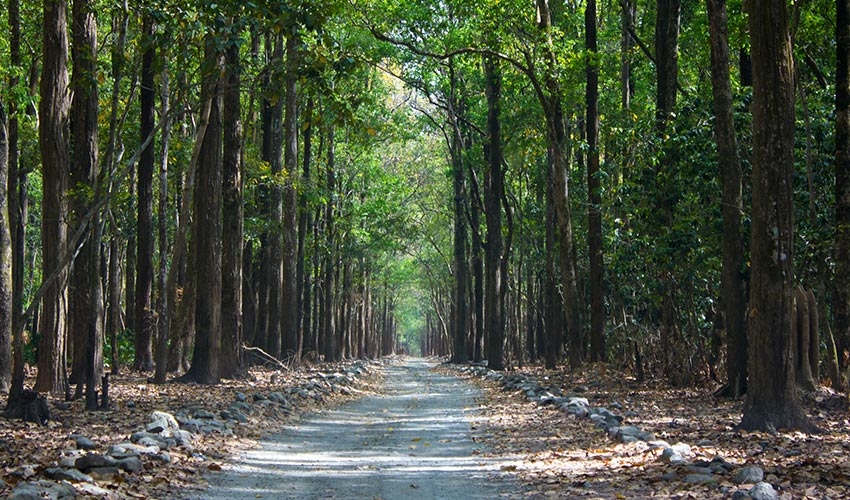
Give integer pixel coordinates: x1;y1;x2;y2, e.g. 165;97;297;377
0;0;847;434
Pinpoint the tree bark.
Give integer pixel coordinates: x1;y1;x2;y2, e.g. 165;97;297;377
322;124;337;362
282;33;300;360
448;65;468;364
834;0;850;391
707;0;747;397
153;66;171;384
70;0;102;409
484;55;504;371
739;0;815;431
258;34;283;359
545;148;563;369
586;0;605;362
221;25;244;379
36;0;70;395
298;98;315;357
0;101;11;393
134;15;156;371
181;36;222;385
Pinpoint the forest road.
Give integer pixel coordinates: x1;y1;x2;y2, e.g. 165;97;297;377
186;358;528;500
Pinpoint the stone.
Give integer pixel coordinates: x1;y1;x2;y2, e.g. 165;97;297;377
73;436;97;450
660;447;685;464
709;456;734;473
671;442;692;456
235;392;248;402
154;452;172;464
625;410;639;418
734;465;765;484
193;409;216;419
44;467;93;483
88;467;120;481
732;490;751;500
107;442;159;458
748;482;779;500
137;435;171;450
75;453;116;471
683;473;715;484
9;481;77;500
114;456;144;473
660;471;678;481
75;484;113;497
58;450;86;468
636;431;656;442
610;401;623;410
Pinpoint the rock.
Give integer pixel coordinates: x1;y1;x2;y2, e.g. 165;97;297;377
9;480;77;500
44;467;93;483
734;465;765;484
660;471;678;481
126;401;136;408
683;473;715;484
114;456;143;473
137;435;171;450
671;442;692;456
748;482;779;500
709;456;734;474
73;436;97;450
636;431;656;442
221;409;248;423
75;484;113;497
58;450;86;468
660;447;686;464
609;425;641;438
193;409;216;420
107;442;160;458
235;392;247;402
154;452;172;464
172;429;194;447
732;490;751;500
625;410;639;418
697;439;714;446
610;401;623;410
75;453;116;471
151;411;180;429
88;467;120;481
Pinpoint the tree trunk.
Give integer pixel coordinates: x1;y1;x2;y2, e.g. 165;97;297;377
468;163;484;363
36;0;70;395
299;98;315;357
484;55;504;371
739;0;814;431
258;34;283;359
545;148;563;369
133;15;155;371
322;125;337;362
181;36;222;385
153;66;171;384
221;26;244;379
0;101;11;393
707;0;748;397
586;0;605;362
8;0;27;401
282;33;300;360
449;66;469;364
835;0;850;391
70;0;102;409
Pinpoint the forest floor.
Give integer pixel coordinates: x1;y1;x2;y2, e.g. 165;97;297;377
456;362;850;499
0;359;385;499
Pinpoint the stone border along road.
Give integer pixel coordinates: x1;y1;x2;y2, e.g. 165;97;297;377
186;358;530;500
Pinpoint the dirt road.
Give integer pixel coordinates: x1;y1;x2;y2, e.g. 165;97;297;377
188;358;526;499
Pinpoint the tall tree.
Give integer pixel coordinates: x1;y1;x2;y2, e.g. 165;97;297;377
134;15;156;371
221;23;245;379
707;0;747;396
258;34;284;358
181;36;223;385
7;0;25;399
586;0;605;362
835;0;850;390
448;63;469;364
69;0;102;409
739;0;814;432
36;0;71;395
282;33;300;359
154;66;171;384
483;55;504;370
322;124;337;361
0;101;11;393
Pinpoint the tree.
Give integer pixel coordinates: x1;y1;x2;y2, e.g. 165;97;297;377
181;36;223;385
835;0;850;391
69;0;102;409
739;0;815;432
282;33;300;360
221;22;245;379
707;0;747;397
448;63;469;364
134;14;156;372
0;101;11;393
483;55;504;370
586;0;605;362
36;0;71;395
